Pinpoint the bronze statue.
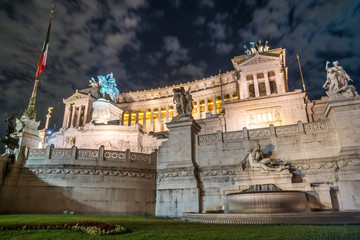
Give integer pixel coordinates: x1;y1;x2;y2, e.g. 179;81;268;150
1;113;20;153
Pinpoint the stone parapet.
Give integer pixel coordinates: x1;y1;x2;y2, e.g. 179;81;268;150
197;121;330;144
26;146;156;168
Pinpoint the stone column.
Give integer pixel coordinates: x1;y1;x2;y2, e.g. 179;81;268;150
235;80;240;99
128;111;132;126
150;108;154;132
76;106;82;127
135;111;139;124
212;97;217;114
121;112;125;125
165;106;169;131
62;104;70;128
45;114;51;130
239;75;248;99
253;74;260;97
156;118;202;217
165;106;169;123
275;70;284;94
70;105;76;127
264;71;271;95
205;98;209;113
83;103;89;126
143;111;147;129
157;108;162;132
196;100;201;119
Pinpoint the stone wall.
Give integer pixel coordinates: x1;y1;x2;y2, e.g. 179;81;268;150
195;121;341;213
156;98;360;217
0;146;157;215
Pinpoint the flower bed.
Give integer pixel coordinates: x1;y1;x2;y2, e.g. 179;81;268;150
0;221;132;236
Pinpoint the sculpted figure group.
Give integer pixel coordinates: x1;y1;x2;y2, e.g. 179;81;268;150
90;73;120;102
172;87;193;119
244;40;270;55
323;61;357;98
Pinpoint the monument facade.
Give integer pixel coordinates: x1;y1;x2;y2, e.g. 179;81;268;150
1;42;360;218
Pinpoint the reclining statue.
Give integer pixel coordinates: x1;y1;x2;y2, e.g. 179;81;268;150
241;143;290;172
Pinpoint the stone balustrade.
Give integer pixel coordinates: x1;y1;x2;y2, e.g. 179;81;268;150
198;121;329;144
26;146;156;165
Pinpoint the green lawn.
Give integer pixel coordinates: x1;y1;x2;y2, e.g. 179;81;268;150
0;214;359;240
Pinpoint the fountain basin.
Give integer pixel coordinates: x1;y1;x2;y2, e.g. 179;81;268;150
225;191;310;213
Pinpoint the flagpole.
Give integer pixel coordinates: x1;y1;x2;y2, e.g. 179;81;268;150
24;4;56;120
297;54;306;93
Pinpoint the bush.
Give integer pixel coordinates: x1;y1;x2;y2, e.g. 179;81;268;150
0;221;132;236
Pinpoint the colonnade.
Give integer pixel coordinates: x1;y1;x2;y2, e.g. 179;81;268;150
240;71;280;98
62;104;89;128
121;93;238;133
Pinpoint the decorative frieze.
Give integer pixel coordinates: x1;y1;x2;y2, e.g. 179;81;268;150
27;166;156;178
275;124;299;136
130;152;151;162
198;133;218;143
157;167;194;179
104;150;126;160
78;149;99;158
248;128;271;138
28;149;46;157
201;167;237;177
223;131;244;141
304;122;328;133
51;149;71;158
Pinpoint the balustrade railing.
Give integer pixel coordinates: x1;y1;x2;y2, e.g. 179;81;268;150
198;121;329;144
27;146;155;165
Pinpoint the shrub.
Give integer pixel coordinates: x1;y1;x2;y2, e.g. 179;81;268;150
0;221;132;236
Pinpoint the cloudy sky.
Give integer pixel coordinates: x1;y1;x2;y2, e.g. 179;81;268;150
0;0;359;151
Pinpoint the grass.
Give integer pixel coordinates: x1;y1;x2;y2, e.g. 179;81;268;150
0;214;359;240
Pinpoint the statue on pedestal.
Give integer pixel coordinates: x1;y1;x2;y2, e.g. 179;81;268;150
172;87;193;120
89;72;120;102
323;61;358;98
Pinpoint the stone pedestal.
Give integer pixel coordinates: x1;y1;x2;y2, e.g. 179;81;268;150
325;96;360;153
92;98;123;124
14;116;42;164
325;96;360;210
156;118;201;217
234;170;293;192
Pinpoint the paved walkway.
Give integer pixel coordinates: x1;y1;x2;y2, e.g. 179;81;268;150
182;211;360;225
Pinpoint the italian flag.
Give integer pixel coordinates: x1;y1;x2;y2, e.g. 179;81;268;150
36;20;52;79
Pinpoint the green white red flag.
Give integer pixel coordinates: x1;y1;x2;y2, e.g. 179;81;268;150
36;6;55;79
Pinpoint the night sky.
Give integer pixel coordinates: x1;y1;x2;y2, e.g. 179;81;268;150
1;0;360;152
